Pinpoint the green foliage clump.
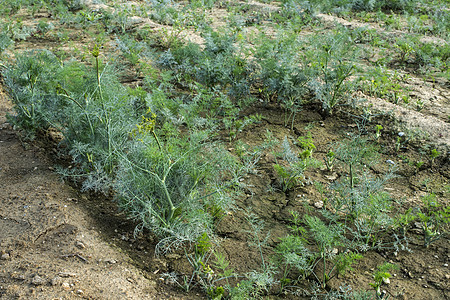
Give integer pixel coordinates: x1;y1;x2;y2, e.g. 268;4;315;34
305;31;356;116
369;263;398;298
273;137;322;192
300;0;419;14
5;50;240;254
416;193;449;247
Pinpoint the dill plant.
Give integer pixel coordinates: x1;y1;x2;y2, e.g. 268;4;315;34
305;31;356;117
229;212;278;298
5;48;139;191
274;211;313;293
273;136;322;192
158;28;253;98
303;215;362;289
5;49;241;255
114;125;237;250
253;32;307;128
4;50;67;137
325;136;409;252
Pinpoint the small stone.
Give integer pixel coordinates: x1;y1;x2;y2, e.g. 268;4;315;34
314;201;324;209
75;241;86;249
106;259;117;264
444;264;448;267
386;159;395;165
76;289;84;295
324;173;337;181
61;282;70;290
382;277;390;284
58;272;77;278
398;132;405;137
1;253;10;260
31;275;46;286
51;276;63;286
10;272;25;280
423;284;428;288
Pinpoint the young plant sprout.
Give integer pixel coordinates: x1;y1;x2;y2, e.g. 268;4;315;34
369;263;398;299
429;148;440;169
324;150;336;171
374;124;383;141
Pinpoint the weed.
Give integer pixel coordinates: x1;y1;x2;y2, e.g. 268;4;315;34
416;193;449;247
369;263;398;299
415;160;424;173
36;20;55;37
297;132;316;159
224;114;262;141
0;31;14;56
374;124;383;141
324;150;336;172
429;148;440;169
394;39;415;63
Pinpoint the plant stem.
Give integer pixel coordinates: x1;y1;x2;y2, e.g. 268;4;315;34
322;254;327;288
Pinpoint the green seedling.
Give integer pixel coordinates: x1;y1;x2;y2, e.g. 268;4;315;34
273;137;321;192
374;124;383;141
297;132;316;159
417;193;449;248
369;263;398;299
303;215;362;289
429;148;440;168
324;150;336;171
416;99;424;111
415;161;424;173
394;40;414;63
